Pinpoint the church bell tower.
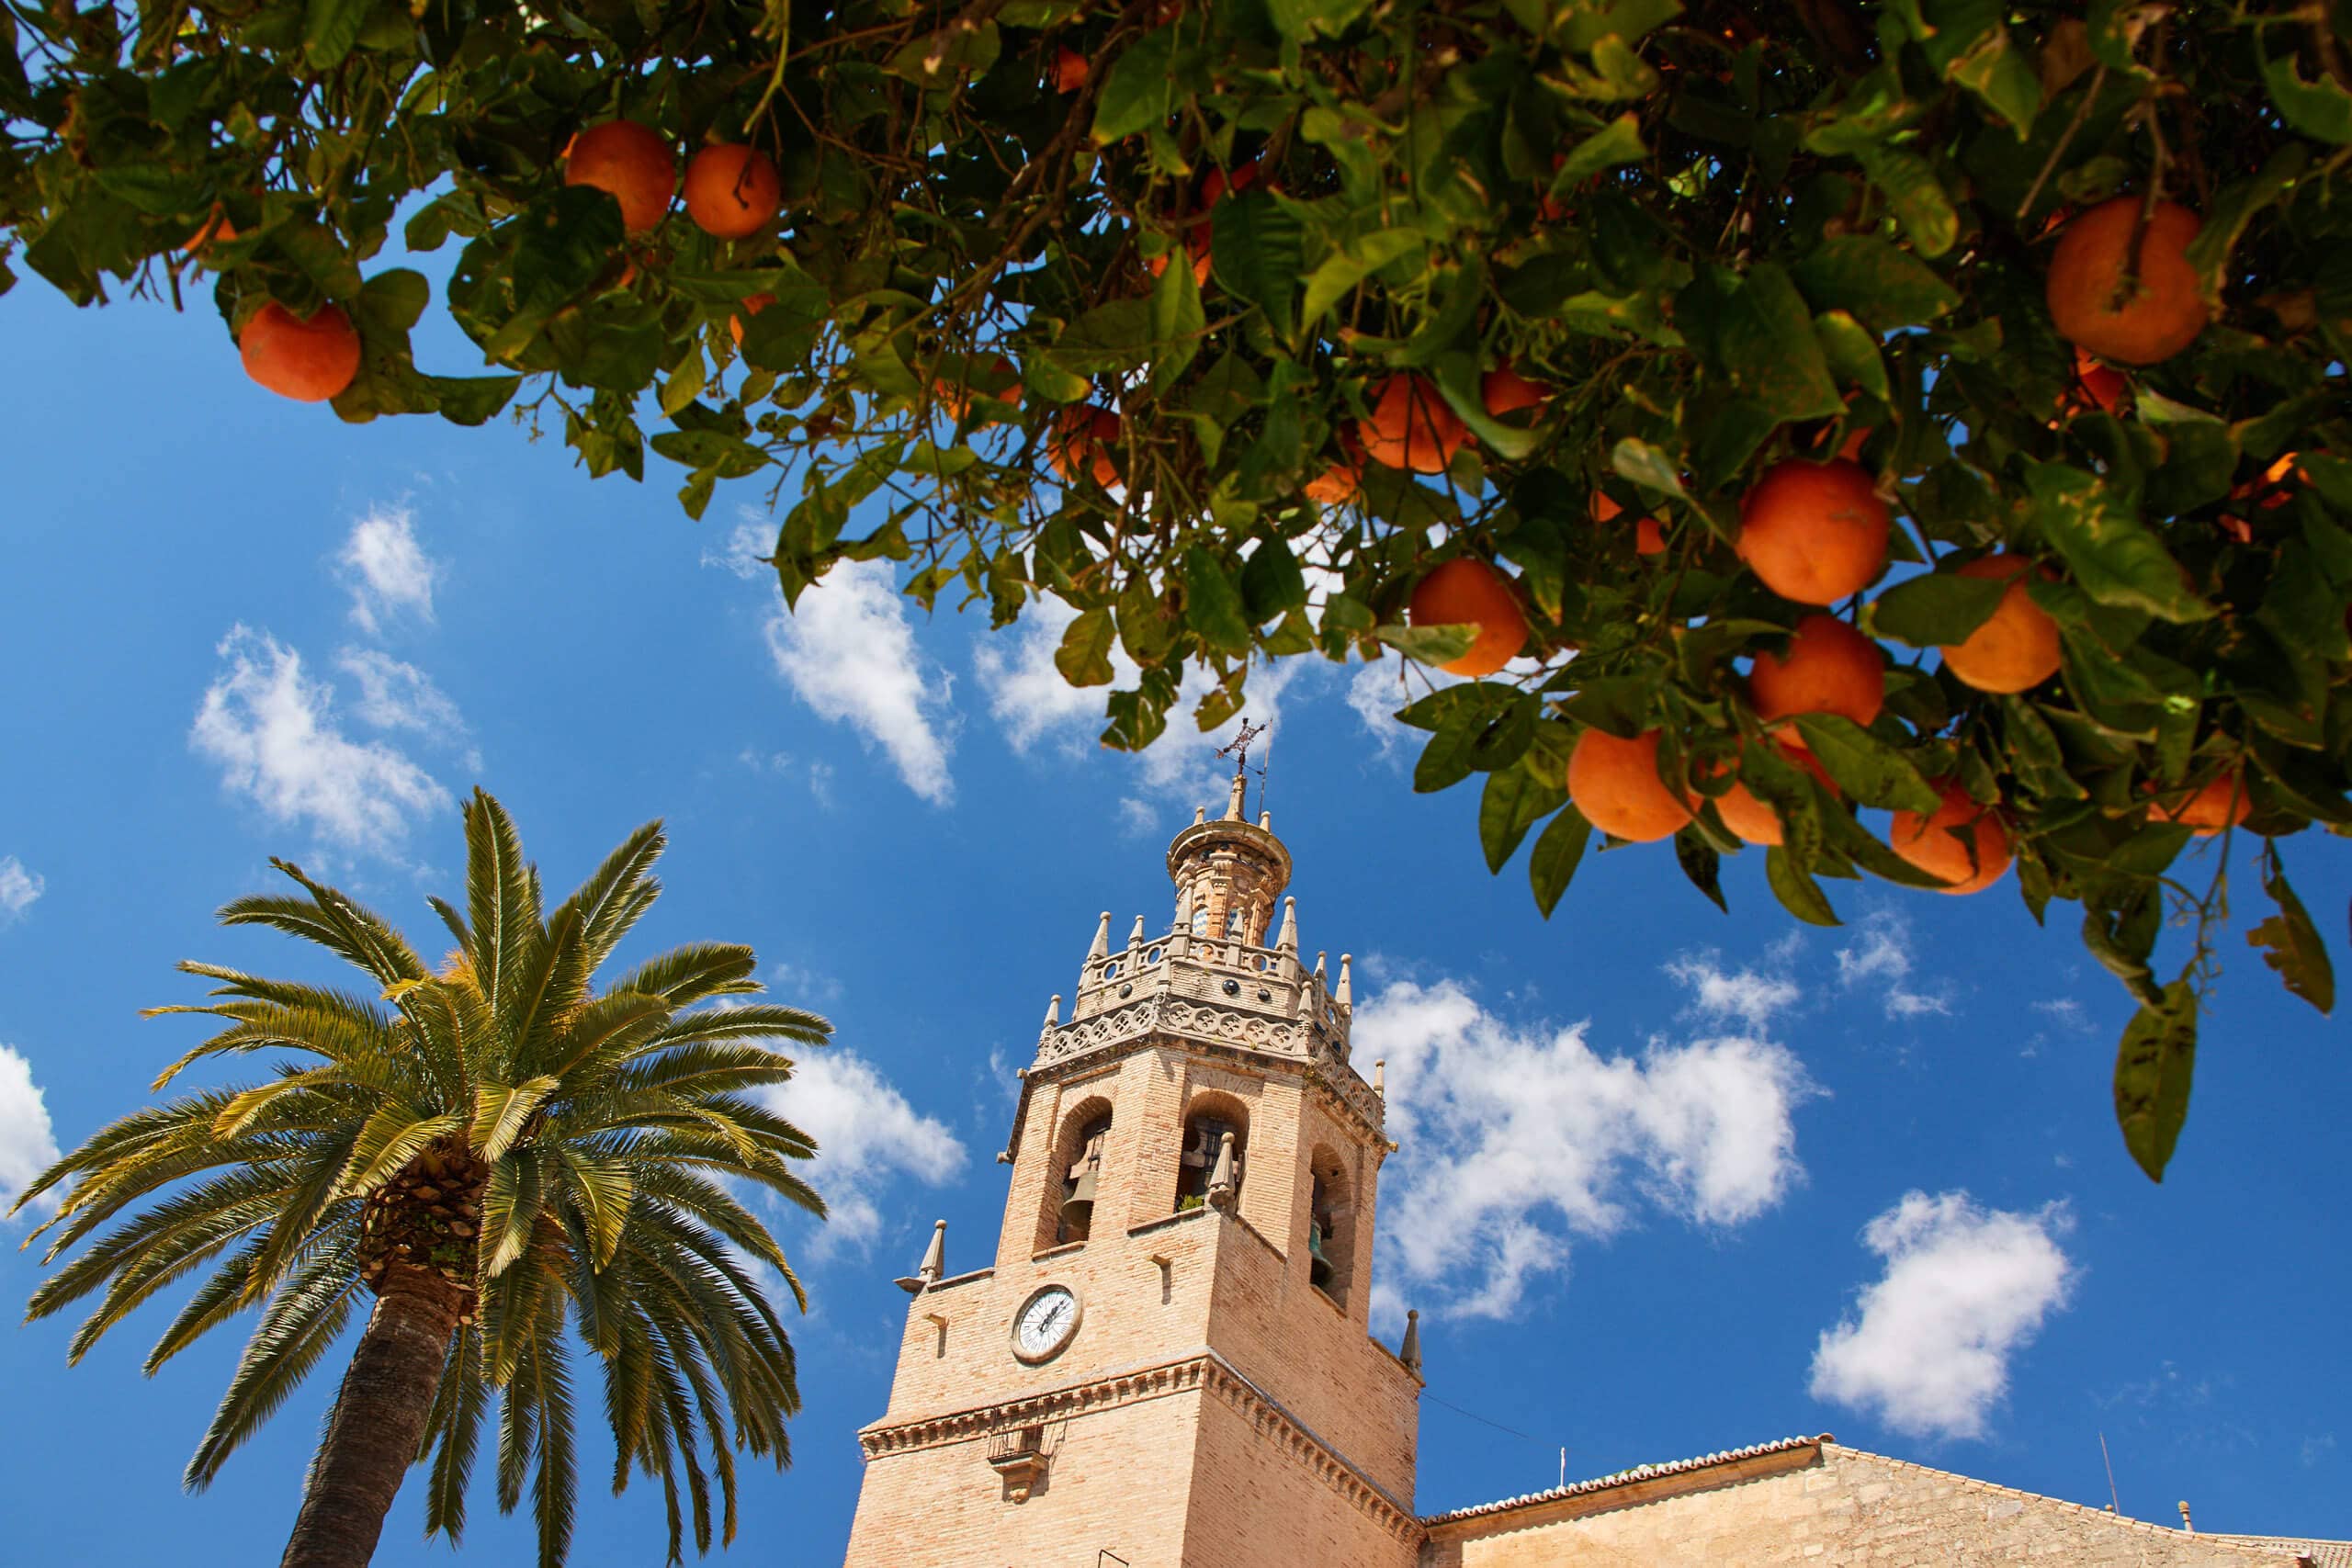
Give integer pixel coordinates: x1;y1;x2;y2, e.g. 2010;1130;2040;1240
842;769;1423;1567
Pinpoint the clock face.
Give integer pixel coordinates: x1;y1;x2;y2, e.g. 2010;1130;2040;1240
1012;1285;1080;1363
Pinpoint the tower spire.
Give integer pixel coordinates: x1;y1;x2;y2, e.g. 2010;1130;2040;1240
1087;910;1111;960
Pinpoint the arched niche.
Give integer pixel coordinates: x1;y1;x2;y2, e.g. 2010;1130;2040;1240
1173;1090;1250;1214
1306;1145;1357;1308
1037;1096;1114;1250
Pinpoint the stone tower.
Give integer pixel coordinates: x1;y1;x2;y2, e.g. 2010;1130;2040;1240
842;772;1423;1567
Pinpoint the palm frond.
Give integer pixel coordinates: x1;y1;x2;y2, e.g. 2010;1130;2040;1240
184;1247;358;1488
463;789;543;1025
469;1077;560;1165
549;819;664;973
528;1290;579;1568
602;943;760;1010
422;1326;489;1543
219;859;427;986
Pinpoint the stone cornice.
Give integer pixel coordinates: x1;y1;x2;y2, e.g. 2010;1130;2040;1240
856;1349;1420;1542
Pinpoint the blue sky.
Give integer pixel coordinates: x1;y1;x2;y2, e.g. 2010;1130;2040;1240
2;279;2347;1566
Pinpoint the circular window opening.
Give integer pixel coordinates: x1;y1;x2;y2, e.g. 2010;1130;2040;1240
1255;954;1272;972
1222;979;1240;997
1147;946;1164;964
1102;962;1119;980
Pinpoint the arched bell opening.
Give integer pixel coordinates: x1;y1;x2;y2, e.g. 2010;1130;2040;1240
1038;1097;1113;1250
1174;1092;1250;1215
1307;1145;1355;1308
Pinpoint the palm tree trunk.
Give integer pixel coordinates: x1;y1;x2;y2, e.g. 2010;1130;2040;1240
278;1269;463;1568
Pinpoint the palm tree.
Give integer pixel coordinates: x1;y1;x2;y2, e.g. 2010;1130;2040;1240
14;791;830;1568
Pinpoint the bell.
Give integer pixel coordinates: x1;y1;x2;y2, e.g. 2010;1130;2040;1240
1307;1223;1333;1289
1059;1166;1096;1234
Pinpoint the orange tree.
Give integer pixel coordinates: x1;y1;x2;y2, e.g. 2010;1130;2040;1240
4;0;2347;1179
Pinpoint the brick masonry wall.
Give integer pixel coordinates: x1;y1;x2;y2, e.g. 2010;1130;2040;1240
1181;1387;1421;1568
843;1393;1201;1568
1423;1444;2312;1567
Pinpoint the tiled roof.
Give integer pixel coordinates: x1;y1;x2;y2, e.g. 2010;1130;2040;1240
1418;1434;1828;1525
2205;1535;2352;1567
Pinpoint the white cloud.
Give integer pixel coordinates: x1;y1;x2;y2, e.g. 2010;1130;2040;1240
334;649;467;741
1810;1190;2076;1441
2032;997;2093;1032
1665;952;1803;1032
703;514;770;580
973;593;1303;818
0;1044;62;1218
190;626;452;856
0;857;43;924
1836;908;1954;1020
1346;655;1467;759
763;560;956;806
1355;977;1814;1321
760;1050;966;1254
338;506;439;634
767;959;842;1005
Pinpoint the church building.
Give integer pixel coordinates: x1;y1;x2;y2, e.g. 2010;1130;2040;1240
841;774;2345;1567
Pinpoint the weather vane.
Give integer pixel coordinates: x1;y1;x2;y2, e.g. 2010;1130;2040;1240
1215;719;1272;818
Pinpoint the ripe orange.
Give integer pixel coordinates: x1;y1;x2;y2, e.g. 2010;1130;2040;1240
2059;347;2128;419
1891;779;2013;895
1358;374;1466;474
240;300;362;402
1747;614;1885;741
729;292;774;346
1408;558;1527;677
1568;728;1693;844
1690;743;1838;846
1592;491;1666;556
1050;404;1123;489
1148;161;1260;288
1054;46;1089;92
1481;363;1548;419
1306;432;1363;503
565;120;675;234
2046;196;2208;366
1736;457;1889;605
1938;555;2064;694
934;355;1023;421
183;204;239;262
684;144;783;240
2151;768;2252;836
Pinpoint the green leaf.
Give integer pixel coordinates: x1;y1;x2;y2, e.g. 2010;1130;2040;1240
1211;193;1306;342
2026;461;2212;624
1792;716;1939;812
2248;861;2335;1015
1673;832;1727;912
2182;144;2308;312
1857;146;1960;257
657;352;707;418
1792;237;1961;331
1240;537;1309;623
1375;623;1477;666
1182;549;1252;656
1765;845;1841;926
1054;606;1117;686
1091;28;1180;143
1479;764;1570;874
1267;0;1374;42
2112;978;2198;1182
2258;23;2352;144
1149;243;1206;391
1610;437;1691;502
1814;310;1889;401
1868;569;2009;648
1688;264;1842;421
303;0;372;68
1528;807;1594;918
429;374;522;427
1552;113;1647;190
1301;231;1423;331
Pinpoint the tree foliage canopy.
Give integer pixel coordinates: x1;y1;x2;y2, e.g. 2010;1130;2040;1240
4;0;2348;1176
14;795;829;1566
